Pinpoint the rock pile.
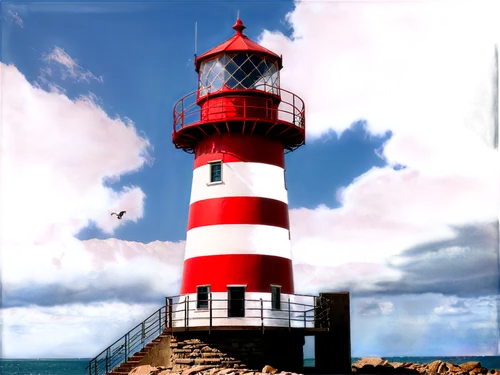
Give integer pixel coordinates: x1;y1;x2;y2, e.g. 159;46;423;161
129;357;500;375
127;364;299;375
352;357;500;375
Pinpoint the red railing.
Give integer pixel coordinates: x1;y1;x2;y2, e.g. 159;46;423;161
173;85;306;134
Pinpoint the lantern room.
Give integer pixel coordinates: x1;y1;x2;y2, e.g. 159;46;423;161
195;19;282;97
172;18;305;154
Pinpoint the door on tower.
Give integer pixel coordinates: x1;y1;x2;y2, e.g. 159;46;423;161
227;286;245;317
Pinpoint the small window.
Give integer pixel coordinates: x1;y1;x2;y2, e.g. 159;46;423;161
197;286;210;309
209;162;222;183
271;285;281;310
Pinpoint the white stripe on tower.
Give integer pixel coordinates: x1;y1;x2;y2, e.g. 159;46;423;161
189;162;288;204
184;224;292;260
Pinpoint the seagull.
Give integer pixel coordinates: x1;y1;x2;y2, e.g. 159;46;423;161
111;211;126;219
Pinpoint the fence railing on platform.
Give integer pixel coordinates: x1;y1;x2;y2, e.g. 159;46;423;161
86;294;330;375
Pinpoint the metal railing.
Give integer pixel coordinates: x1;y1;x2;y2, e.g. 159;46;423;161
85;305;166;375
165;294;330;331
173;84;305;134
86;294;329;375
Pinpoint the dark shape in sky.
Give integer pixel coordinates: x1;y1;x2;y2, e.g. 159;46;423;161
2;275;180;308
111;211;126;219
303;218;500;298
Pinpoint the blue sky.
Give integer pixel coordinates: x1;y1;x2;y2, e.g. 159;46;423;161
1;0;500;360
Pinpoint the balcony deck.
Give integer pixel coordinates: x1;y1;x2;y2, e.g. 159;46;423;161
172;87;306;153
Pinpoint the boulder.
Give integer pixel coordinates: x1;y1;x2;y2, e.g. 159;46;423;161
181;365;215;375
128;365;160;375
437;362;448;374
217;369;236;375
427;360;443;374
262;365;278;374
446;363;463;372
388;362;405;369
461;362;481;372
353;358;387;369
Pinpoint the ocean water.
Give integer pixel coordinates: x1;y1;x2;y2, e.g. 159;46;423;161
1;357;499;375
0;359;90;375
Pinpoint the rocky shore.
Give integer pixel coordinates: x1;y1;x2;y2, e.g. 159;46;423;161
125;357;500;375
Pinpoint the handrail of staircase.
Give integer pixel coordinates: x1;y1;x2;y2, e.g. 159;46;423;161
85;301;172;375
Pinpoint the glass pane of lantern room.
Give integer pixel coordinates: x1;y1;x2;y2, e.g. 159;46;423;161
201;58;225;92
243;55;264;89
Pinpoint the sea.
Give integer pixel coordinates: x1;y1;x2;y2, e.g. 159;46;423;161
0;357;499;375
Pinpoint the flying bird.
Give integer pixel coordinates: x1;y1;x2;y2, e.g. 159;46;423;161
111;211;126;219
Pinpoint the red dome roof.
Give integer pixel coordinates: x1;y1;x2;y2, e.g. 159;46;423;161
194;18;282;73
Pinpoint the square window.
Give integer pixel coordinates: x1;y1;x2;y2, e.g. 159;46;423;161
197;286;210;309
209;162;222;183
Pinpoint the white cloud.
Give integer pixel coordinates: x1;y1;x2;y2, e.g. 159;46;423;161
257;0;500;299
1;302;162;358
42;47;103;83
1;63;151;250
8;10;24;28
260;0;500;142
434;301;472;316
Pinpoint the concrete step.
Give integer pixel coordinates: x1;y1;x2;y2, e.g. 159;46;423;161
126;360;142;365
128;354;146;360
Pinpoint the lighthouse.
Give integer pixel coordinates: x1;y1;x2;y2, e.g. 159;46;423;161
87;17;351;375
171;18;309;327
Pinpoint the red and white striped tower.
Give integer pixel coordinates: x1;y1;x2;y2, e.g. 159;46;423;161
172;18;306;327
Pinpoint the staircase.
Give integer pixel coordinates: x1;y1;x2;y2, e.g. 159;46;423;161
86;303;172;375
107;332;170;375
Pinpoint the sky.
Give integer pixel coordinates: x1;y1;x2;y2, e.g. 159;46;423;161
1;0;499;360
